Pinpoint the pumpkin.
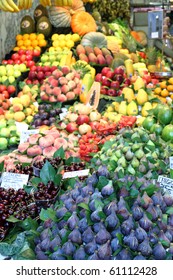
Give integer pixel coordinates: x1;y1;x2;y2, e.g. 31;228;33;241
131;30;148;47
48;0;85;28
81;32;107;48
71;11;97;36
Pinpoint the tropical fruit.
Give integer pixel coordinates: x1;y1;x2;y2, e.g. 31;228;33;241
136;89;148;105
20;16;35;34
142;116;156;131
161;124;173;142
158;107;172;125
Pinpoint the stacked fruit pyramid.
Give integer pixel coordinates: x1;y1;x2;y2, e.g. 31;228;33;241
1;0;173;261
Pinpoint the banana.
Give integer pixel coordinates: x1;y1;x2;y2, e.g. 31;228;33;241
17;0;24;9
6;0;20;12
1;0;14;12
26;0;32;9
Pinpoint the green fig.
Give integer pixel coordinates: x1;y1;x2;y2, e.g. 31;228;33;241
135;148;145;159
125;149;134;161
131;157;140;168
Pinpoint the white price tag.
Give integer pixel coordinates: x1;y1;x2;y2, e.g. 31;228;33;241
170;157;173;169
158;175;173;197
15;122;28;133
20;129;39;144
63;169;90;179
60;108;68;121
1;172;29;190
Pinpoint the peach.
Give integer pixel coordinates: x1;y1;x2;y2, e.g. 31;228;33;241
54;137;68;150
66;72;75;81
13;103;23;112
49;95;58;102
20;95;30;107
18;155;32;163
41;93;49;101
33;155;45;163
59;131;68;138
57;94;67;102
49;79;58;87
52;87;61;96
52;69;63;79
28;134;41;145
61;85;70;94
43;146;57;157
27;145;42;157
73;87;81;95
59;77;68;85
14;111;25;122
39;135;55;148
45;85;52;95
68;80;76;90
66;91;75;100
74;77;80;84
68;133;79;142
76;44;86;56
47;130;60;139
18;142;30;154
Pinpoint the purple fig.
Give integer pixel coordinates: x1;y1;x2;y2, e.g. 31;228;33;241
111;228;122;238
111;238;121;252
146;203;159;221
165;230;172;242
91;189;103;200
79;208;88;218
73;247;86;260
158;230;170;247
84;240;98;255
57;220;67;230
88;253;99;260
68;229;82;244
163;192;173;206
148;232;158;245
118;186;129;198
81;183;95;197
97;241;112;260
123;230;138;251
67;212;79;231
157;218;168;232
97;165;110;177
151;191;167;212
89;199;97;212
50;236;61;252
86;173;98;186
59;193;70;202
138;238;152;256
121;215;134;236
95;229;111;245
82;227;95;244
140;191;152;209
135;227;147;243
115;248;132;260
78;217;88;233
93;222;106;233
101;182;114;197
64;198;76;211
59;228;67;239
40;228;51;241
62;241;76;256
153;242;166;260
104;201;118;216
168;214;173;227
43;219;53;228
91;210;101;222
51;225;59;237
56;206;68;219
51;248;66;260
105;212;119;229
132;203;144;221
71;188;81;201
76;195;85;204
133;254;146;260
36;250;49;260
117;197;130;220
139;213;152;231
117;196;126;208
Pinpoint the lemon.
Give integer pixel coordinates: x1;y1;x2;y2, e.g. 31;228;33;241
65;34;72;41
59;40;66;48
52;40;60;48
112;101;120;112
122;87;135;103
66;40;75;49
133;77;145;91
55;46;62;52
136;88;148;105
58;34;66;40
71;33;80;42
52;34;59;41
118;101;127;115
106;106;114;112
127;101;138;116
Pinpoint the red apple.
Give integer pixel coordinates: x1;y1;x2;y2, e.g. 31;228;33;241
0;85;7;92
105;70;114;79
18;49;26;56
101;67;111;76
33;49;40;57
20;54;26;62
111;80;120;90
101;77;111;87
76;114;90;125
66;122;78;133
28;71;37;80
30;65;37;72
25;54;33;61
95;73;102;82
114;67;124;75
12;53;20;61
100;86;108;95
36;66;43;72
26;61;35;68
2;60;8;65
26;79;32;84
7;59;14;65
25;50;33;56
7;85;16;94
2;90;9;99
107;88;117;96
14;59;21;65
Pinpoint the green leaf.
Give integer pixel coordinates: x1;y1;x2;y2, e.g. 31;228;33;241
6;216;20;223
98;211;106;220
65;157;81;165
16;248;35;260
0;161;4;172
160;239;170;248
116;233;123;246
0;232;25;256
53;147;65;159
54;174;62;186
130;188;139;198
40;208;57;222
23;184;37;194
96;176;109;190
30;177;42;187
78;203;90;211
40;161;56;185
166;207;173;215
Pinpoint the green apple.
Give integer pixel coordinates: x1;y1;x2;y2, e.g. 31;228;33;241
52;61;59;66
8;125;17;132
13;70;21;78
13;64;20;71
8;76;15;84
1;76;8;83
9;136;18;146
41;55;49;63
7;69;14;77
49;55;56;62
0;127;11;138
0;138;8;150
0;66;7;76
44;61;51;66
19;63;27;72
0;119;7;129
6;65;13;70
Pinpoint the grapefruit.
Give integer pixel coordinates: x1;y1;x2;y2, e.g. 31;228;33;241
142;116;156;131
161;124;173;142
158;107;172;125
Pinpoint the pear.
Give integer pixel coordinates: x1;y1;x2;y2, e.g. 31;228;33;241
136;88;148;105
127;101;138;116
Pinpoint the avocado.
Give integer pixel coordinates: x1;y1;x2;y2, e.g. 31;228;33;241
36;16;52;38
34;4;48;22
20;15;35;34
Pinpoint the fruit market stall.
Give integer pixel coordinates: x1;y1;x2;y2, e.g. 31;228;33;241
1;0;173;261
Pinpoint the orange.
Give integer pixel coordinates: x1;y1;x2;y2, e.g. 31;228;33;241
154;87;161;95
161;88;169;97
23;34;30;40
13;47;19;52
31;39;39;47
29;33;37;41
159;80;167;89
17;40;24;47
23;39;31;47
168;77;173;85
167;84;173;92
20;46;26;50
38;39;47;47
28;46;34;50
16;34;23;41
37;34;45;40
34;46;41;52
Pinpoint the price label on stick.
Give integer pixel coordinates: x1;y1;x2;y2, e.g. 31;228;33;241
63;169;90;179
20;129;39;144
158;175;173;197
1;172;29;190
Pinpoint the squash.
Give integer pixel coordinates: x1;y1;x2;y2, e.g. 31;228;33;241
71;11;97;36
131;30;148;47
81;32;107;48
48;0;85;28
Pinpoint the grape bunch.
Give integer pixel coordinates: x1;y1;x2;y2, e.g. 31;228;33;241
34;165;173;260
31;104;62;128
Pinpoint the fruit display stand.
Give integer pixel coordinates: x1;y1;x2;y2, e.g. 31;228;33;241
1;0;173;261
